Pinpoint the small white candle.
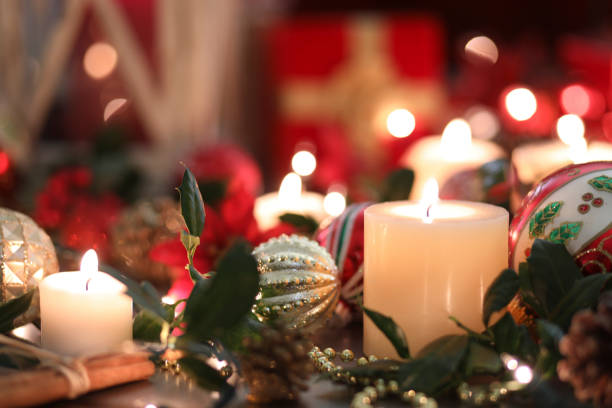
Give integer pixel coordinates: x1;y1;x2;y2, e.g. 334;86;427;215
254;172;326;230
401;119;505;200
40;249;132;356
363;180;508;357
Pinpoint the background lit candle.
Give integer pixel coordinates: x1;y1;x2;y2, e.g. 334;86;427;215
401;118;505;200
363;180;508;357
254;172;326;230
40;249;132;356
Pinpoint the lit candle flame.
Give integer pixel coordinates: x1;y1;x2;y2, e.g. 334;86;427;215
556;114;588;164
440;118;472;158
278;172;302;204
420;178;439;224
81;249;98;290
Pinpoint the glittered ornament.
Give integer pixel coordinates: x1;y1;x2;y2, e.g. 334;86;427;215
510;161;612;274
315;202;371;309
0;208;58;325
252;234;339;330
509;161;612;325
110;197;184;289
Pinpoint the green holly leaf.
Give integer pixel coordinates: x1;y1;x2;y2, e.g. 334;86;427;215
279;213;319;234
463;341;502;376
179;354;229;391
381;168;415;202
398;356;459;395
482;268;520;327
177;167;205;237
489;312;538;362
133;309;169;342
529;201;562;238
550;273;612;330
0;290;34;333
180;230;200;266
525;239;582;317
588;175;612;193
536;319;564;351
183;240;259;342
548;222;582;245
101;263;166;319
363;306;410;359
517;262;547;317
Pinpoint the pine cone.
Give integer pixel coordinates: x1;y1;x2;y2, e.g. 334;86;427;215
558;293;612;407
240;325;314;403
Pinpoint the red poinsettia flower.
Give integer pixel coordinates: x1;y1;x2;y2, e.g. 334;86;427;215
33;167;122;259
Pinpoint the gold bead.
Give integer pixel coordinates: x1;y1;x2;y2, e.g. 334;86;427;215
340;349;355;361
357;357;368;366
387;380;399;394
368;355;378;363
363;386;377;400
271;305;281;313
401;389;416;402
358;377;371;386
220;365;233;378
312;346;321;352
324;347;336;359
414;392;427;406
349;376;357;385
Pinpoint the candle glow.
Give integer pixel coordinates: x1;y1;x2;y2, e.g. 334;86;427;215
420;178;439;224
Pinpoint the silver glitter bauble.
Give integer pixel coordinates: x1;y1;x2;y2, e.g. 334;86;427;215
252;234;339;330
0;208;59;324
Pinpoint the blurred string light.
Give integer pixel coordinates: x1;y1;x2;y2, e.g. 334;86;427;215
103;98;128;122
291;150;317;176
386;108;416;138
464;35;498;64
501;353;534;385
323;186;346;217
440;118;472;157
504;87;537;121
83;42;117;79
560;84;605;119
465;106;500;140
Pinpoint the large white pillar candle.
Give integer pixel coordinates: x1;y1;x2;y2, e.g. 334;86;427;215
363;181;508;357
40;250;132;356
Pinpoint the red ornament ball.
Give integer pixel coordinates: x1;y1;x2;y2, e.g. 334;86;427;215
315;202;372;307
510;161;612;275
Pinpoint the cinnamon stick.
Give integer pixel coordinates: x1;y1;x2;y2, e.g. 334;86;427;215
0;352;155;407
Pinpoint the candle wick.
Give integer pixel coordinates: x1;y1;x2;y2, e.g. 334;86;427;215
426;205;432;218
85;278;92;291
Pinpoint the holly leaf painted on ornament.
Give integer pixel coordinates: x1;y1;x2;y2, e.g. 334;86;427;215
177;166;206;237
363;306;410;359
588;175;612;193
482;268;520;327
550;273;612;331
529;201;562;238
547;222;582;245
183;240;259;342
381;168;415;202
525;239;582;317
0;290;34;333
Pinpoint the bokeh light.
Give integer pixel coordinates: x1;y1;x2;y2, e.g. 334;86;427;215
278;172;302;202
103;98;128;122
465;106;500;140
386;108;416;138
323;191;346;217
291;150;317;176
83;42;118;79
556;114;585;146
560;84;605;119
0;151;10;175
505;87;537;121
514;365;533;384
441;118;472;156
464;36;498;64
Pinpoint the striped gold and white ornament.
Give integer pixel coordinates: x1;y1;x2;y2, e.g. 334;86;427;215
252;234;340;330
